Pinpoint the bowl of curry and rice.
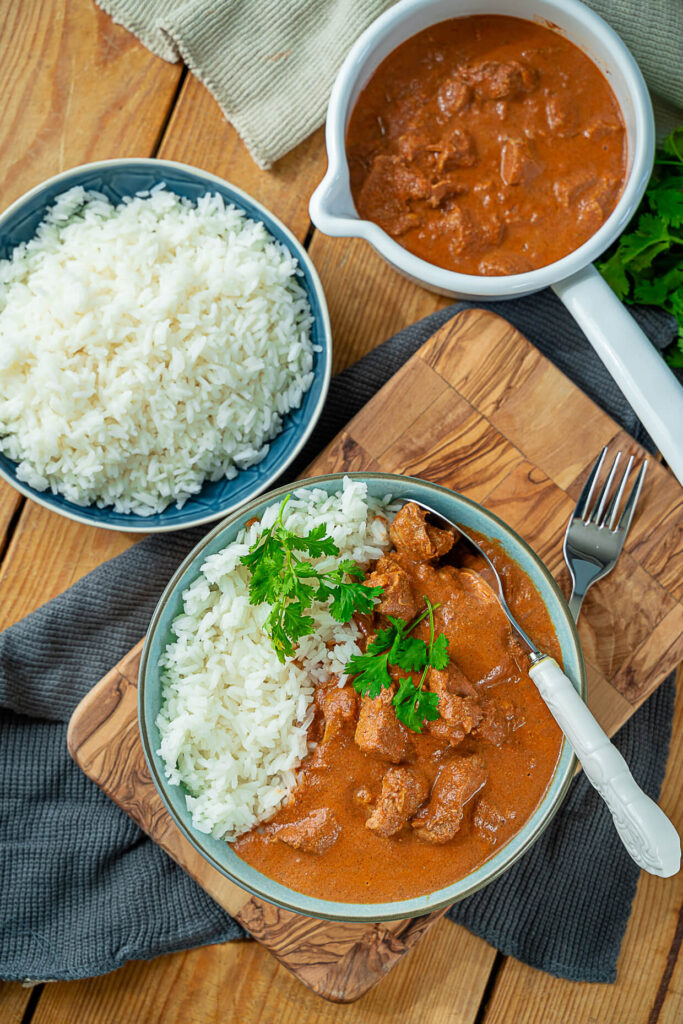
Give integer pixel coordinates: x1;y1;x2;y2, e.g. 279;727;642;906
139;473;584;921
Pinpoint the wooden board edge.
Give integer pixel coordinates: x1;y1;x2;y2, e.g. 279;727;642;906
66;638;145;761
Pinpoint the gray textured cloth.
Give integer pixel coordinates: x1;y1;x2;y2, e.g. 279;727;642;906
0;292;678;983
96;0;683;166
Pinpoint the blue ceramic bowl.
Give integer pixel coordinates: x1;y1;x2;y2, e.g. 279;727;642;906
139;473;585;922
0;159;331;532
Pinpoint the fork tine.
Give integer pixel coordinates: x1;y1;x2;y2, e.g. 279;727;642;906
604;454;634;530
588;451;621;526
616;460;648;535
574;446;607;521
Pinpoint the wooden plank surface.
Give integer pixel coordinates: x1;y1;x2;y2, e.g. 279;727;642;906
0;983;34;1024
0;4;680;1023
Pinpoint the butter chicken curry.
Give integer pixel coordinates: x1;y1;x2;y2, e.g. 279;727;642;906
233;503;564;903
346;15;626;275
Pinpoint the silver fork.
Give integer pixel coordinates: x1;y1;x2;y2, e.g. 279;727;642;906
564;447;647;622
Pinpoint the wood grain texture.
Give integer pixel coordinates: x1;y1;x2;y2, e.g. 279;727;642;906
0;983;34;1024
307;233;449;374
156;75;325;242
0;0;182;209
29;916;496;1024
67;309;682;1004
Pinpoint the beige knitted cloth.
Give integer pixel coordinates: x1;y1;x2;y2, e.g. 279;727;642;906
96;0;682;168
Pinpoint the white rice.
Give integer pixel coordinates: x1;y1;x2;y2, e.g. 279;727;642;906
156;477;397;841
0;185;315;515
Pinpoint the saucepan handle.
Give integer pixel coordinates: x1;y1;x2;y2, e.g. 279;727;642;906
553;264;683;486
529;655;680;878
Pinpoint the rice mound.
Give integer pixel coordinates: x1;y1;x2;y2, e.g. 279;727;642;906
156;478;396;841
0;185;315;515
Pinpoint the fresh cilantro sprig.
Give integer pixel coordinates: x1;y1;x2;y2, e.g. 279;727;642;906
344;597;448;733
597;126;683;366
241;494;382;662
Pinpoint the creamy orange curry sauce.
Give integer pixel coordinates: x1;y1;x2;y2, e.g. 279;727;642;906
233;504;563;903
346;15;626;275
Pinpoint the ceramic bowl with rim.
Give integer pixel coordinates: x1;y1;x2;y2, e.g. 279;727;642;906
0;158;331;532
310;0;683;485
139;472;585;922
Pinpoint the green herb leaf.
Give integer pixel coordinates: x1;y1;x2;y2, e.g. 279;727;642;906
344;596;449;732
394;679;440;732
241;494;383;661
597;127;683;366
346;649;392;699
430;632;450;670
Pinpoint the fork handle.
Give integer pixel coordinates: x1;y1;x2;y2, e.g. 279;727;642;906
529;656;680;877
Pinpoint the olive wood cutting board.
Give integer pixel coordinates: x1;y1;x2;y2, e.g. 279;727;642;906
67;308;683;1003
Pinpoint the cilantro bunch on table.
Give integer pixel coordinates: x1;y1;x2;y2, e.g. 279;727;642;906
597;127;683;366
344;597;448;732
240;494;382;662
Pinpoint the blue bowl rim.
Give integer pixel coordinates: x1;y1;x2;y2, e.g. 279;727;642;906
0;157;332;533
139;471;585;922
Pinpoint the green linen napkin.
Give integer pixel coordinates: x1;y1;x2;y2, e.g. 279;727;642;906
96;0;683;168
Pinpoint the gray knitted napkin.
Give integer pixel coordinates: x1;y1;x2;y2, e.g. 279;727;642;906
0;292;677;984
95;0;683;167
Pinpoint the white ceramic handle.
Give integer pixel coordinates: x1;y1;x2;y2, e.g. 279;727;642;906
553;265;683;486
529;656;680;877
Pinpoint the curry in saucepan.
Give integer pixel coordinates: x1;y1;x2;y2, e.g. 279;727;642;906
233;503;564;903
346;15;627;275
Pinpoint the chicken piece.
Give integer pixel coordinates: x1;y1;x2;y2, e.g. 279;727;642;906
429;662;478;698
433;128;477;172
576;174;621;230
545;93;580;137
460;60;536;100
366;766;429;837
412;755;488;844
318;684;359;744
355;686;411;763
478;252;533;276
427;665;483;746
420;203;501;257
473;697;523;746
363;558;417;620
474;798;517;845
389;502;456;561
553;169;598;208
397;130;433;162
500;138;541;186
436;77;471;117
582;118;621;141
357;155;429;236
274;808;341;854
427;177;468;208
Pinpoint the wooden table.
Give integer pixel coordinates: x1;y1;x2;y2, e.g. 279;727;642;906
0;4;680;1022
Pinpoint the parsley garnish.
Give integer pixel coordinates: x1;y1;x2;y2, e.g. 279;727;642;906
240;494;383;662
344;597;448;732
597;127;683;367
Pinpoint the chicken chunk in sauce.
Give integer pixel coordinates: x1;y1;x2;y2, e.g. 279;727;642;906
366;766;430;837
412;756;488;844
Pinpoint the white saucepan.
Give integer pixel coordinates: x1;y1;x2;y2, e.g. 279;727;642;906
310;0;683;484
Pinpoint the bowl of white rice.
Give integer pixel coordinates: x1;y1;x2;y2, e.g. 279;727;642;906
139;473;583;921
0;159;331;531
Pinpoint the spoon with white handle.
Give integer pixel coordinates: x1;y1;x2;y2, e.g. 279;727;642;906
412;500;681;878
